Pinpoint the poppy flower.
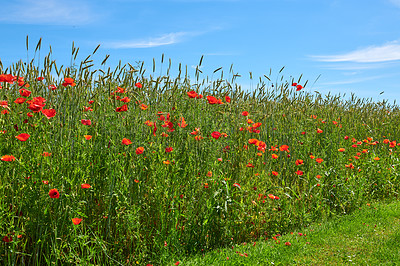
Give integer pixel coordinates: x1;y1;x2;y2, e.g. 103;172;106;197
338;148;345;152
72;218;83;225
1;110;8;115
1;155;16;161
19;88;31;97
81;119;91;125
48;85;57;91
317;128;323;133
285;242;291;246
248;139;259;145
316;158;323;163
116;104;128;112
279;145;289;152
136;147;144;154
81;183;91;189
120;97;131;103
140;104;148;110
165;147;173;153
122;138;132;145
271;154;278;159
211;131;221;139
292;82;297;86
163;160;170;165
42;152;52;157
16;133;30;141
296;85;303;91
296;170;304;176
62;77;76;87
0;100;9;109
241;111;249;116
246;163;255;168
2;236;12;243
207;96;218;104
84;135;92;140
49;188;60;198
207;171;212;177
295;159;303;165
187;91;198;98
225;96;231;103
233;183;241;189
204;183;209;189
14;97;26;104
135;82;142;88
42;109;56;119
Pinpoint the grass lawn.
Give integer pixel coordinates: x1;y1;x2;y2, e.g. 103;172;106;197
177;199;400;265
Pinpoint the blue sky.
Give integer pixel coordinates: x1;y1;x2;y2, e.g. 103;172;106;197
1;0;400;102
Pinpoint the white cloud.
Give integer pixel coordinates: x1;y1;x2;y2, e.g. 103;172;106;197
318;74;394;86
105;32;196;48
310;41;400;63
0;0;96;25
388;0;400;7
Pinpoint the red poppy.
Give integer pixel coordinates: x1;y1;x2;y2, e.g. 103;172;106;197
84;135;92;140
72;218;83;225
316;158;323;163
211;131;221;139
122;138;132;145
295;159;303;166
272;171;278;176
36;77;44;81
285;242;291;246
233;183;241;189
338;148;345;152
296;85;303;91
296;170;304;176
317;128;323;133
42;152;52;157
48;85;57;91
19;88;31;97
279;145;289;152
81;119;91;125
225;96;231;103
16;133;30;141
49;188;60;198
42;109;56;119
120;97;131;103
116;104;128;112
187;91;198;98
81;183;91;189
2;235;12;243
196;94;203;99
272;154;278;159
14;97;26;104
206;96;218;104
62;77;76;87
140;104;148;110
241;111;249;116
1;155;16;161
135;82;142;88
1;110;8;115
292;82;297;86
136;147;144;154
165;147;173;153
0;100;9;109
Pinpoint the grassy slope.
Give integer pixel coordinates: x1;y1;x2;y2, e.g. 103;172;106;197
177;199;400;265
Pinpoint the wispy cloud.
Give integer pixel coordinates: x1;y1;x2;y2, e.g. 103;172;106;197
105;32;199;49
310;41;400;63
388;0;400;7
318;74;393;86
0;0;96;25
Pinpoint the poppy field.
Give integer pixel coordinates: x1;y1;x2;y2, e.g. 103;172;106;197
1;43;400;265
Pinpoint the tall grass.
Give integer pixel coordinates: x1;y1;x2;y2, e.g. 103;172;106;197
1;40;399;265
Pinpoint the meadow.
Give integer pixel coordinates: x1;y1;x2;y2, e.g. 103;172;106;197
1;41;400;265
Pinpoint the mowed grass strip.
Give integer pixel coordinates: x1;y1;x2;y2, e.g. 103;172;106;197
177;199;400;265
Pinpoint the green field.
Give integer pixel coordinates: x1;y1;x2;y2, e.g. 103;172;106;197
1;42;400;265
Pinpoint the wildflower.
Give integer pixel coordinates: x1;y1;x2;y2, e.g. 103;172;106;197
187;91;198;98
42;109;56;119
116;104;128;112
296;84;303;91
163;160;170;165
81;119;91;125
165;147;173;153
241;111;249;116
48;85;57;91
140;104;148;110
49;188;60;199
285;242;291;246
296;170;304;176
272;171;278;176
3;236;12;243
16;133;30;141
338;148;345;152
14;97;26;104
207;171;212;177
62;77;76;87
122;138;132;145
207;96;218;104
295;159;303;165
84;135;92;140
42;152;52;157
374;157;380;161
204;183;209;189
136;147;144;155
279;145;289;152
268;194;279;200
271;154;278;159
316;175;321;179
135;82;142;88
211;131;221;139
246;163;255;168
317;128;323;133
19;88;31;97
81;183;91;189
1;155;16;161
120;97;131;103
72;218;83;225
225;96;231;103
233;183;241;189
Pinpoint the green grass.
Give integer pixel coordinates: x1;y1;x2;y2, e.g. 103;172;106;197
1;40;400;265
176;199;400;265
